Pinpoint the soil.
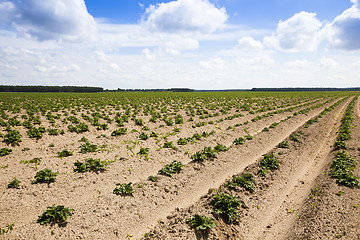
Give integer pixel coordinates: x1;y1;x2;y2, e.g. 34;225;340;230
1;95;358;240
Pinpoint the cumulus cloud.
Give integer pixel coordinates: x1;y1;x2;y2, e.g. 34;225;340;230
142;0;228;33
322;0;360;50
237;37;262;50
264;11;322;52
0;0;96;42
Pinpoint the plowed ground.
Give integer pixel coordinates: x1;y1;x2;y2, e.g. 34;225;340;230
1;95;359;240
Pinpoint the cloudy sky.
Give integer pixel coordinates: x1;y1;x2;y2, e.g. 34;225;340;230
0;0;360;90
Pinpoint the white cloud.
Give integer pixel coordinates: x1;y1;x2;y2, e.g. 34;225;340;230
142;0;228;33
237;37;262;50
319;57;339;69
264;11;322;52
0;0;96;42
199;57;226;70
322;1;360;50
283;59;311;69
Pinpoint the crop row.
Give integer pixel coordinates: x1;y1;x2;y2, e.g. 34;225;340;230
329;98;359;188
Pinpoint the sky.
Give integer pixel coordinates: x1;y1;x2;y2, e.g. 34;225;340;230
0;0;360;90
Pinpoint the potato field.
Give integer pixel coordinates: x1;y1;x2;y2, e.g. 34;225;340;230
0;91;359;240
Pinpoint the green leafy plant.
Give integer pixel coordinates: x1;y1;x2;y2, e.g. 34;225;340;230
27;127;46;139
3;130;22;145
158;160;185;177
134;118;144;126
32;169;59;184
111;128;127;136
79;141;98;153
139;132;149;140
7;178;20;189
0;148;12;157
211;193;241;222
186;214;216;231
277;141;289;148
226;173;256;192
214;144;228;152
0;223;14;235
57;149;73;158
290;133;301;142
20;157;41;168
148;175;158;182
37;205;74;225
259;153;279;170
163;141;178;151
113;182;134;196
190;147;217;162
233;137;245;145
74;158;108;172
68;122;89;133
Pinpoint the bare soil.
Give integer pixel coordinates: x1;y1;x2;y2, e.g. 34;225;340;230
1;96;358;240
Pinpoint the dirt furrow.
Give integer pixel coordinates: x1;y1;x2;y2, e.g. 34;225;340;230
287;96;360;240
244;98;351;239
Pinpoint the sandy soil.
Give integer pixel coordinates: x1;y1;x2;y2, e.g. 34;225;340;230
1;95;356;240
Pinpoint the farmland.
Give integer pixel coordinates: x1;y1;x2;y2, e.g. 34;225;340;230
0;91;359;239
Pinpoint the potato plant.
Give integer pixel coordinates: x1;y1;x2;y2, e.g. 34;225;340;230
0;148;12;156
32;169;59;184
37;205;74;225
7;178;20;189
211;192;241;222
74;158;108;173
158;161;185;177
186;214;216;231
113;182;134;196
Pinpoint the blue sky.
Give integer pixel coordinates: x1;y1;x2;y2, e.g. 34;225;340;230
0;0;360;89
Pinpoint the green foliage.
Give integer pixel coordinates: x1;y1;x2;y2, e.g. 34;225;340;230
57;149;73;158
186;214;216;231
0;223;14;235
163;141;178;151
158;160;185;177
113;182;134;196
138;147;149;156
7;178;20;189
0;148;12;156
330;150;358;188
226;173;256;192
96;123;108;130
139;132;149;140
32;169;59;184
211;193;241;222
48;128;60;136
190;147;217;162
68;122;89;133
74;158;108;172
79;141;98;153
259;153;279;170
257;168;268;177
134;118;144;126
27;127;46;138
148;175;158;182
37;205;74;225
20;157;41;168
177;137;189;145
3;130;22;145
111;128;127;136
277;141;289;148
290;133;301;142
150;131;158;137
233;137;245;145
214;144;228;152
